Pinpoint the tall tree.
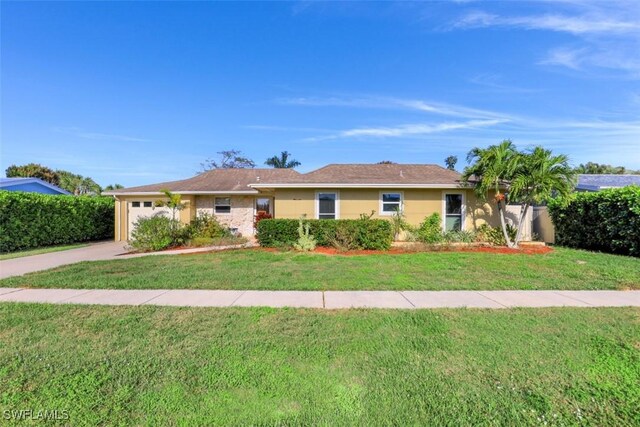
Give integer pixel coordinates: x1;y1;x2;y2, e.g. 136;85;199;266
509;147;575;244
201;150;255;171
574;162;637;174
5;163;60;186
265;151;301;169
104;184;124;191
445;155;458;171
462;140;519;248
56;170;101;195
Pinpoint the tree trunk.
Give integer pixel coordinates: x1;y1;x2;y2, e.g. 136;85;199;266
514;203;530;247
497;201;515;248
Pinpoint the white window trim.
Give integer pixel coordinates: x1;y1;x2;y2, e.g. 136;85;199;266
441;191;466;231
378;191;404;216
214;196;232;215
315;190;340;219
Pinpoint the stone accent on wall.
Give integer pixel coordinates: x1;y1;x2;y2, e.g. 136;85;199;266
195;195;255;237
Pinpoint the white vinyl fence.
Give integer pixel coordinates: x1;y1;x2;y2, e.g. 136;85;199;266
532;206;555;243
505;205;533;241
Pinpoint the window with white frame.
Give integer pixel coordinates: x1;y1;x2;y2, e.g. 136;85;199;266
317;192;337;219
380;192;402;215
444;193;463;231
214;197;231;214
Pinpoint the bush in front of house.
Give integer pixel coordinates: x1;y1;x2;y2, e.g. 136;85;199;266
184;213;231;239
129;214;180;252
256;218;393;250
0;191;114;252
416;213;443;243
548;186;640;257
476;224;517;246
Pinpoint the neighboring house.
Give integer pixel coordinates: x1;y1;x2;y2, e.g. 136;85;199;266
576;174;640;192
0;177;71;195
104;164;501;240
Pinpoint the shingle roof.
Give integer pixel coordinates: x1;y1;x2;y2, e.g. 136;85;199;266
576;174;640;191
105;164;465;195
104;169;301;194
252;164;463;186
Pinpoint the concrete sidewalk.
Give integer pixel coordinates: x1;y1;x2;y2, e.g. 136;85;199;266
0;288;638;309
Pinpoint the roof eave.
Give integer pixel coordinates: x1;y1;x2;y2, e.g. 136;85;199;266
249;183;471;189
104;190;259;196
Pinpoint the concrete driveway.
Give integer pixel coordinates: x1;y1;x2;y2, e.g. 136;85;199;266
0;241;129;279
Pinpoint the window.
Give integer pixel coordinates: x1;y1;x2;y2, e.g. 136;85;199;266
214;197;231;214
143;201;153;208
256;198;271;214
131;201;140;207
380;192;402;215
444;193;463;231
316;192;338;219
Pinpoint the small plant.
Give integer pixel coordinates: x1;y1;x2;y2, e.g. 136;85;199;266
359;210;375;220
477;224;517;246
443;230;477;244
417;213;443;244
390;210;409;241
293;217;317;251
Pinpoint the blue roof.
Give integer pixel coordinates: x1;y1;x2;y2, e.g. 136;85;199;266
0;177;71;195
576;174;640;191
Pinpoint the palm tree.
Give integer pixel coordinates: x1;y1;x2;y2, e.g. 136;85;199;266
444;155;458;171
509;147;575;244
462;140;519;247
265;151;301;169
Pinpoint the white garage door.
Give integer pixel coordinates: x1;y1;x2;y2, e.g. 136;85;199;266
127;201;173;239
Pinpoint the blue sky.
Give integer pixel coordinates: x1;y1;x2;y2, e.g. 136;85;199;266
2;1;639;187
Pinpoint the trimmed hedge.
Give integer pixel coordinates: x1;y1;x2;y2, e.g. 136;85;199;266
548;186;640;257
256;218;393;250
0;191;114;252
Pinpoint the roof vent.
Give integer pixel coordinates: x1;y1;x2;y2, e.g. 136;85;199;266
256;176;260;182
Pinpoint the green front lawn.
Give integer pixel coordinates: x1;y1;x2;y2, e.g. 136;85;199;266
0;243;88;261
2;247;638;290
0;304;637;425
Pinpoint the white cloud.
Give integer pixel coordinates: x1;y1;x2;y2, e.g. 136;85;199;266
53;127;150;142
277;96;510;120
538;47;586;70
452;10;640;35
306;119;506;141
450;1;640;78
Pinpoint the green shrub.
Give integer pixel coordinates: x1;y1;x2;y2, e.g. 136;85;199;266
443;230;477;244
477;224;517;246
129;214;180;252
256;218;393;250
185;213;230;239
417;213;443;243
548;186;640;257
0;191;114;252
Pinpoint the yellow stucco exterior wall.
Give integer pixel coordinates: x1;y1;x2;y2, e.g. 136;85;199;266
274;188;500;230
113;195;194;241
112;189;500;241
